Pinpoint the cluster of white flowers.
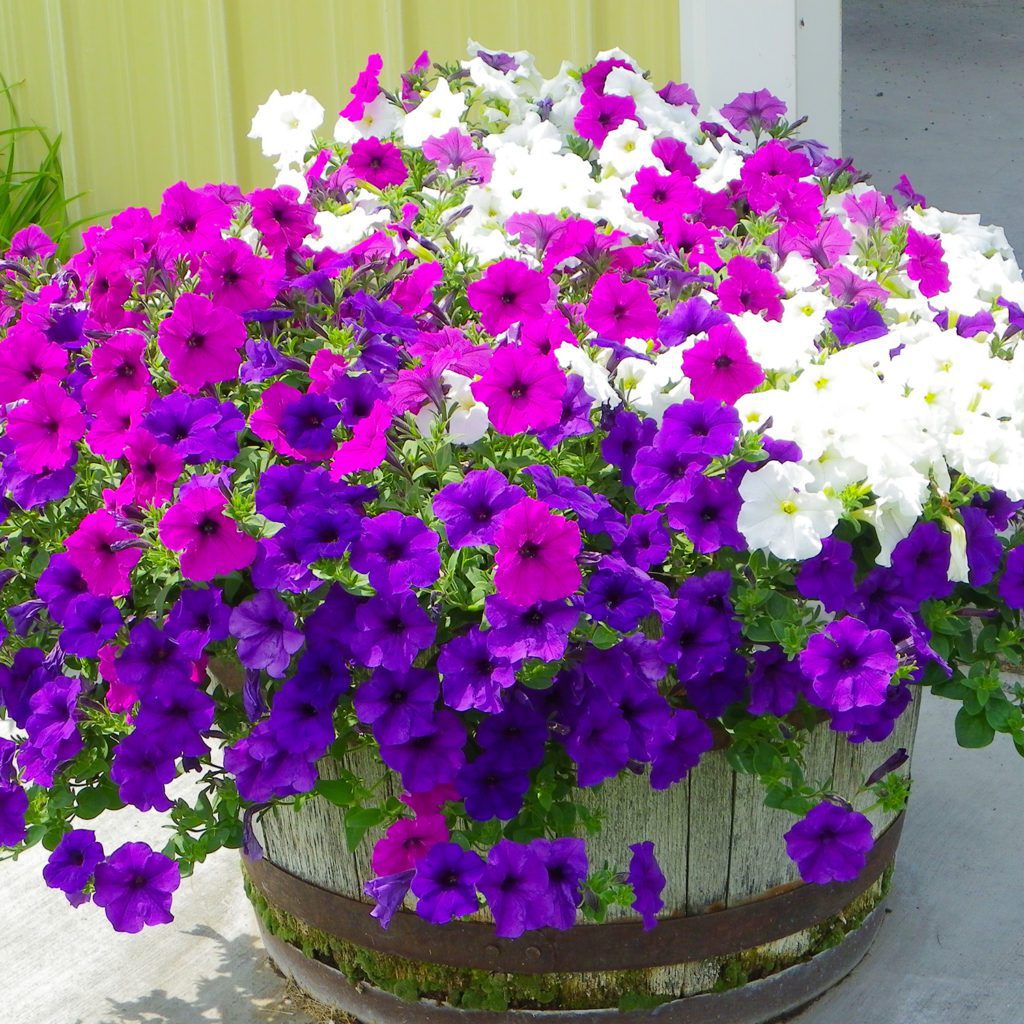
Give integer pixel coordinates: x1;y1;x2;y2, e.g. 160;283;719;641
249;45;1024;568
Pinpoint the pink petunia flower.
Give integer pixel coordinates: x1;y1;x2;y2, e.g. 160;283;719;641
65;511;142;598
905;228;950;298
421;129;494;182
157;292;246;393
574;92;639;148
83;333;153;413
682;323;765;404
471;346;565;435
467;259;554;335
626;167;700;225
0;323;67;403
389;262;443;315
198;239;278;313
154;181;232;258
158;479;257;582
330;399;391;479
584;274;659;342
7;224;57;261
372;813;449;875
7;380;85;472
716;255;785;321
493;498;581;607
248;187;315;253
346;138;408;189
339;53;383;121
124;429;183;507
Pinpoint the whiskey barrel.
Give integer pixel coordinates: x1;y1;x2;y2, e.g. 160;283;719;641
243;694;920;1022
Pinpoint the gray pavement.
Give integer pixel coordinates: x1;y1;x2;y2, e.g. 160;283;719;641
3;3;1024;1021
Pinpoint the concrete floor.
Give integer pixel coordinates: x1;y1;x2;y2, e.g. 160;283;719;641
4;3;1024;1021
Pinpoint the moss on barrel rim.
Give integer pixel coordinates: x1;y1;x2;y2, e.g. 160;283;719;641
243;864;892;1013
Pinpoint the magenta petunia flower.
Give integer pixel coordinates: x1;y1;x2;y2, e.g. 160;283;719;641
7;380;85;473
372;813;448;876
124;430;182;507
717;255;785;321
584;274;659;342
626;167;700;225
198;239;277;313
158;479;257;582
493;497;581;607
154;181;231;258
467;259;554;335
83;333;153;413
8;224;57;261
573;92;638;148
0;323;67;404
471;345;565;436
681;323;765;404
346;138;408;189
330;399;391;478
339;52;383;121
157;292;246;393
421;128;494;181
905;228;950;298
64;511;141;598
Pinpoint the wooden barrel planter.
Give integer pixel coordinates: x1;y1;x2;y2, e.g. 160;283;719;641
243;694;921;1023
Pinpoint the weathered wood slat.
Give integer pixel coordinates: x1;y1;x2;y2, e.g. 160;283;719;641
685;749;735;913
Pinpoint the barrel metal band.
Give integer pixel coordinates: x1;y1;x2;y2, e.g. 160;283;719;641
245;812;903;976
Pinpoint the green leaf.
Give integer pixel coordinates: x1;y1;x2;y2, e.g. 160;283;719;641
344;806;386;852
316;778;356;808
954;707;995;749
74;783;123;820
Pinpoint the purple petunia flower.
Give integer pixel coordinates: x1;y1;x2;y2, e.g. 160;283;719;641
433;469;526;550
60;595;122;658
35;553;88;623
747;646;808;717
800;617;897;713
601;410;657;488
410;842;484;925
536;374;594;448
476;696;549;768
784;803;873;884
0;784;29;846
890;521;953;604
279;392;342;452
667;472;744;554
364;869;415;930
350;511;441;593
621;511;671;571
354;667;439;746
43;829;105;902
565;692;631;787
350;592;436;670
649;710;714;790
229;592;304;679
960;506;1002;588
92;841;181;933
438;628;517;714
999;547;1024;609
795;536;858;613
110;732;176;812
378;710;465;793
165;588;231;661
484;595;580;663
825;302;888;345
457;755;532;822
478;839;548;938
658;296;730;347
628;841;666;930
582;556;658;632
526;837;587;931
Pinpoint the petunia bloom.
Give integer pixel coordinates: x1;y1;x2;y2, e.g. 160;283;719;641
471;346;565;435
784;803;874;884
92;842;181;933
493;498;581;607
157;292;246;393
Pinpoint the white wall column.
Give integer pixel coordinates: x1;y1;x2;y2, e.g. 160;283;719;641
678;0;842;154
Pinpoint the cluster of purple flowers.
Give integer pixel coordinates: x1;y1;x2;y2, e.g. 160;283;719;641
0;48;1021;943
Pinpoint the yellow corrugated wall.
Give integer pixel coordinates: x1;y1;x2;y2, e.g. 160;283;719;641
0;0;680;228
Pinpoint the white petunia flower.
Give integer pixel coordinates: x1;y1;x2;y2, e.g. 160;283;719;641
402;78;467;147
738;463;842;561
249;90;324;169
